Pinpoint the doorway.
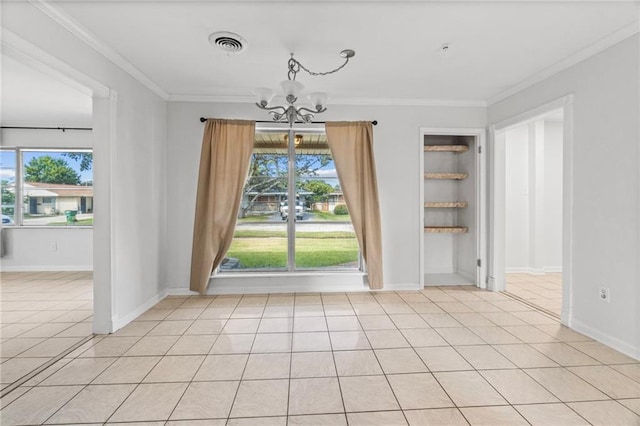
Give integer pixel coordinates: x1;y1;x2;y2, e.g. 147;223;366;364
502;110;564;316
0;45;102;396
489;95;574;324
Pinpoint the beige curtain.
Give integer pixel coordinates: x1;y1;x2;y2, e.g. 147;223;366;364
325;122;384;289
189;119;255;294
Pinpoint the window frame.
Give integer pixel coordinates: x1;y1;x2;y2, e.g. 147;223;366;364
220;123;363;274
0;146;94;228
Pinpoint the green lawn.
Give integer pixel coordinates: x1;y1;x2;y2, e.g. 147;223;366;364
47;218;94;226
227;230;359;269
237;213;273;223
308;211;352;222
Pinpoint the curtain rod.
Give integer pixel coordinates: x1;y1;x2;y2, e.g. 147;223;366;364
199;117;377;126
0;126;92;132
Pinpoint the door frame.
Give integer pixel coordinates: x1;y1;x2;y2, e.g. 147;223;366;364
419;127;487;289
488;94;574;325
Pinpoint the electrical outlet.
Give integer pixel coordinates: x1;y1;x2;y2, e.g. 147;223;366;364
599;287;610;303
49;242;57;251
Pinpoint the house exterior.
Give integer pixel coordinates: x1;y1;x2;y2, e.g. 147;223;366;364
241;190;346;217
311;192;346;213
21;182;93;215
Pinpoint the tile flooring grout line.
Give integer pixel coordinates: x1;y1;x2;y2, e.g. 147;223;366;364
159;295;222;424
102;297;214;425
40;352;122;425
360;292;412;421
502;290;561;320
320;294;348;423
223;294;260;422
0;334;96;398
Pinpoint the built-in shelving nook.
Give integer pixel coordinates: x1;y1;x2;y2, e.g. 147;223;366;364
422;132;481;287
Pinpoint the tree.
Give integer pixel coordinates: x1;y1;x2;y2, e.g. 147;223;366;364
239;152;331;218
63;152;93;172
302;180;334;204
24;156;80;185
1;180;15;215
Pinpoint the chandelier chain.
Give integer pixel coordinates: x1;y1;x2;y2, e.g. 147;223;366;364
256;49;355;125
287;55;352;80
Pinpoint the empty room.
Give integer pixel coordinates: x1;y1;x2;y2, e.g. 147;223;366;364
1;1;639;425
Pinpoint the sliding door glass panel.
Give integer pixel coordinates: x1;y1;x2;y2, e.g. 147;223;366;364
294;133;359;270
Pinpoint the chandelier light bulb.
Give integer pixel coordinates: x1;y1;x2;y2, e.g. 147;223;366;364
280;80;305;99
253;87;275;106
308;92;329;110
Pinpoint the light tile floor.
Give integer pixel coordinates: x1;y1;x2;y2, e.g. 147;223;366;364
0;272;93;394
1;276;640;425
506;273;562;317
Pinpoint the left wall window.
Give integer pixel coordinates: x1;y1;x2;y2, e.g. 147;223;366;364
0;148;93;226
1;149;17;225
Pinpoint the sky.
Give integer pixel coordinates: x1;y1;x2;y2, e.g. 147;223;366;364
0;150;93;184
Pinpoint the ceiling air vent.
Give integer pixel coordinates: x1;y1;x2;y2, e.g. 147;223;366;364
208;31;247;54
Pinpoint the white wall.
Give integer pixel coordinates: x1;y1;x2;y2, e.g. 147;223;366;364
489;34;640;358
543;121;563;269
505;125;530;269
0;128;93;271
166;102;486;293
504;120;563;273
3;2;168;332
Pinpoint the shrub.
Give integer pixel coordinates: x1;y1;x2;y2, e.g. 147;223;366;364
333;204;349;215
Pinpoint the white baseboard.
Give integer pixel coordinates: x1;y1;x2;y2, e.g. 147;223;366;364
571;317;640;361
544;266;562;273
487;276;498;291
111;290;168;332
165;280;421;295
0;264;92;272
165;288;199;296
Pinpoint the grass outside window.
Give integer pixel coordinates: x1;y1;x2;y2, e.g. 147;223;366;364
226;230;358;269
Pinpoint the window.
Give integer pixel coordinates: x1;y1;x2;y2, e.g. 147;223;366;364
222;128;359;272
1;149;16;225
0;148;93;227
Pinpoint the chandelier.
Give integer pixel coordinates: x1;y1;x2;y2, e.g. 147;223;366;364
254;49;355;126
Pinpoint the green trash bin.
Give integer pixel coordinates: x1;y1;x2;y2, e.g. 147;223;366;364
64;210;78;224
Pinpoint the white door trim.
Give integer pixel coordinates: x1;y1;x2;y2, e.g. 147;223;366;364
419;127;487;288
488;94;574;325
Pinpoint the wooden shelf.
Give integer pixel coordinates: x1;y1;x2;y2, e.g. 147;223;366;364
424;172;468;180
424;226;468;234
424;145;469;153
425;202;468;208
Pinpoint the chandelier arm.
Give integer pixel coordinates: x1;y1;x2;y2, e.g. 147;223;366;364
297;106;326;115
297;112;314;123
269;111;284;121
255;103;288;113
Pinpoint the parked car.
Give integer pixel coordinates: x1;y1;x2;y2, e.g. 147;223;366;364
281;202;304;220
2;215;14;225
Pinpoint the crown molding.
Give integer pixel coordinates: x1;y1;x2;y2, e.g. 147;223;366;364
488;21;639;106
1;28;109;98
168;94;487;108
28;0;169;100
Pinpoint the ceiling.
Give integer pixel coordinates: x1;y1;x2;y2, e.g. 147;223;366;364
1;1;638;125
1;54;92;127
